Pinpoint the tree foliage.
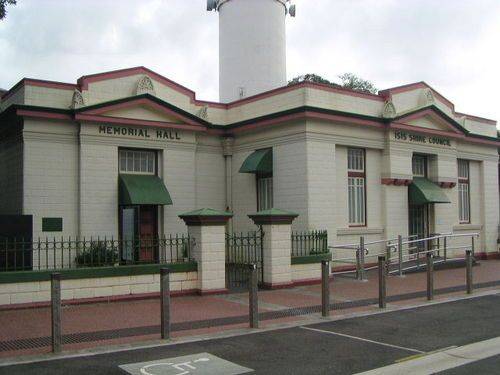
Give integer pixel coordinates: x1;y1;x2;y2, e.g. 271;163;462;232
288;72;377;94
0;0;16;20
338;73;378;94
288;73;340;87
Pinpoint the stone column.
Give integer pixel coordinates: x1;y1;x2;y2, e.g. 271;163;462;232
179;208;233;295
248;209;298;289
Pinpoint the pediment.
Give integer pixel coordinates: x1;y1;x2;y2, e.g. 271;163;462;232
75;94;209;129
391;107;465;136
101;104;183;124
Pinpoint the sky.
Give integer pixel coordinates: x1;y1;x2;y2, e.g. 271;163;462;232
0;0;499;122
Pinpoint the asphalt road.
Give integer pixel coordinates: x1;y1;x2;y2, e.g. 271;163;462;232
1;294;499;375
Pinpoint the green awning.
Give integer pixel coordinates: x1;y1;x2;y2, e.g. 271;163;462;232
409;177;451;205
119;174;172;206
239;148;273;174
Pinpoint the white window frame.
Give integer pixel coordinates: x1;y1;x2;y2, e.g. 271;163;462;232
347;148;366;226
412;154;427;177
119;149;156;175
458;159;470;223
257;175;273;211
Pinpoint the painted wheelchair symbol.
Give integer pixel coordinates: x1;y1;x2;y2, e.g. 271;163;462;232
140;357;210;375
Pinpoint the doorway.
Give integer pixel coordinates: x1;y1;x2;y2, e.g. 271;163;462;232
120;205;158;263
408;204;429;251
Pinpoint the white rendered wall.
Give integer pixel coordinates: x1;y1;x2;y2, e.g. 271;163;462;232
218;0;287;102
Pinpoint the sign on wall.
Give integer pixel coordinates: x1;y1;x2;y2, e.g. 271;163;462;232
394;130;451;147
98;125;181;140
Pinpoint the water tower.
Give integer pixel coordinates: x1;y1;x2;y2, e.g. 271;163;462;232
207;0;296;103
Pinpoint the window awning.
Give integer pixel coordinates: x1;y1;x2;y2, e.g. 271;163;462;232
119;174;173;206
239;148;273;174
409;177;451;205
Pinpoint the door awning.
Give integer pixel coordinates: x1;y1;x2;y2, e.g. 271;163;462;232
119;174;173;206
239;148;273;174
409;177;451;205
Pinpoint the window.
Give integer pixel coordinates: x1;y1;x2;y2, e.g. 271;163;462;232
119;149;155;174
412;154;427;177
348;148;366;226
257;175;273;211
458;159;470;223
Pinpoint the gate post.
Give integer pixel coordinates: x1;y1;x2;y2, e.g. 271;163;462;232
248;209;298;289
179;208;233;295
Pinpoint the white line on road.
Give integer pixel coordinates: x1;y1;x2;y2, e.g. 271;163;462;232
299;326;424;354
354;336;500;375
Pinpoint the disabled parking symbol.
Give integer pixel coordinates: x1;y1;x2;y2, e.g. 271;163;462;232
120;352;253;375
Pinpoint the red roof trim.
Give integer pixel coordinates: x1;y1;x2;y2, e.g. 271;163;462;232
229;110;384;135
379;81;455;109
455;112;497;126
1;78;77;101
16;109;72;121
394;108;464;135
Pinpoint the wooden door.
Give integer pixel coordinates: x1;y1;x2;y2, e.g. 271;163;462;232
139;206;157;262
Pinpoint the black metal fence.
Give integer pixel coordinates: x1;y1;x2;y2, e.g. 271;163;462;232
0;235;192;272
225;231;264;290
291;230;328;257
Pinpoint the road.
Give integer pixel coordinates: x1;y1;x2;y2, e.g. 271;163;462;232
0;294;499;374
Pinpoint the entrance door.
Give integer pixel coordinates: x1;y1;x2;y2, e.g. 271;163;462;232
138;206;157;262
409;204;428;251
120;205;158;263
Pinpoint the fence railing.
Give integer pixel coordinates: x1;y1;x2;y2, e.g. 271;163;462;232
291;230;328;257
330;232;479;280
0;234;192;272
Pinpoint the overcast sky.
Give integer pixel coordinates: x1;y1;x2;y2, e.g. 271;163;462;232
0;0;499;122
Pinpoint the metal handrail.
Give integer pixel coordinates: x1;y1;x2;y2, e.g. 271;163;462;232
331;232;480;278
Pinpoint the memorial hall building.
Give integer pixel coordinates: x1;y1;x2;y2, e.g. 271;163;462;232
0;0;499;266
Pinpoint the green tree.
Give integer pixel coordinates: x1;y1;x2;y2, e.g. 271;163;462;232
289;72;377;94
288;73;340;87
338;73;378;94
0;0;16;20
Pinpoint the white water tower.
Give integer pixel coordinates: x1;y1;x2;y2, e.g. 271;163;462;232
208;0;296;103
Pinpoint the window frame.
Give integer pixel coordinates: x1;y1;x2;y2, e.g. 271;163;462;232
457;159;471;224
412;154;428;178
347;148;367;227
256;172;273;212
118;148;157;175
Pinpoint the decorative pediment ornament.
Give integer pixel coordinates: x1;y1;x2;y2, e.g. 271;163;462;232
419;88;435;107
70;90;85;109
382;100;397;118
197;105;209;120
136;75;156;96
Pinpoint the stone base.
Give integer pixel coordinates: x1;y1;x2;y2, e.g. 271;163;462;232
197;288;229;296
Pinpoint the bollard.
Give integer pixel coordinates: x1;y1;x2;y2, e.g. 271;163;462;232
160;268;171;340
398;235;403;277
355;248;361;280
443;237;447;262
466;250;473;294
426;253;434;301
249;263;259;328
321;260;330;317
378;256;387;308
359;237;366;281
51;273;62;353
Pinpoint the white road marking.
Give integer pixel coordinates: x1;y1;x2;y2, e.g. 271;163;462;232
300;326;424;354
355;336;500;375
